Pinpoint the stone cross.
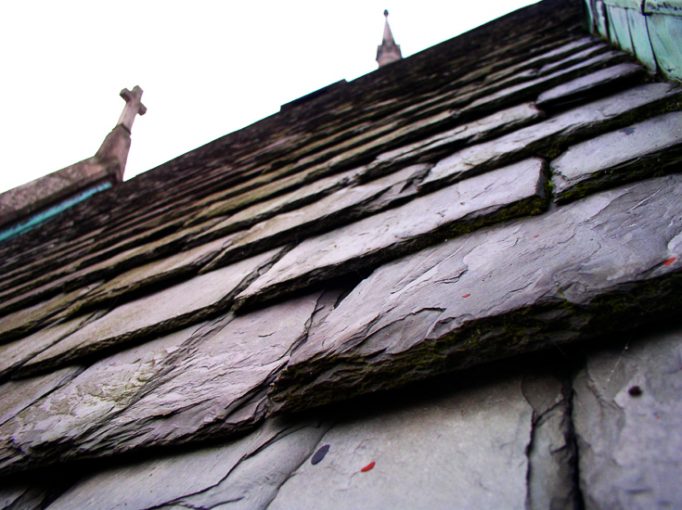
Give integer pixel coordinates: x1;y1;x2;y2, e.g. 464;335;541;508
117;85;147;132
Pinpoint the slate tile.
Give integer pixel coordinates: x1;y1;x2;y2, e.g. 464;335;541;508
365;103;543;179
237;158;547;309
0;294;324;474
203;167;361;236
82;293;322;456
536;42;610;75
573;326;682;509
0;216;223;317
462;50;629;114
0;325;202;474
0;367;81;427
0;315;92;380
79;235;230;309
191;164;349;223
21;249;282;374
270;174;682;414
423;82;682;190
204;165;426;270
0;484;49;510
45;420;327;510
42;370;574;510
552;111;682;202
269;376;533;510
536;62;645;109
0;283;100;344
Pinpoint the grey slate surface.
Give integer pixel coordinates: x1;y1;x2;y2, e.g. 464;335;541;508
0;0;680;506
552;110;682;201
573;328;682;509
271;174;682;413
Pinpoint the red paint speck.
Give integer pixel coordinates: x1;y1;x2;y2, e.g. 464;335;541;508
360;461;376;473
462;293;471;298
663;257;677;267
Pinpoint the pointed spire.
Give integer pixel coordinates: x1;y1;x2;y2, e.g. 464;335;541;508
95;85;146;182
376;9;403;68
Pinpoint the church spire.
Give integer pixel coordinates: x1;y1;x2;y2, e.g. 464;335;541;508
376;10;403;68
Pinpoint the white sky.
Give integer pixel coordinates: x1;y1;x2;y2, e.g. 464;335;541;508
0;1;537;194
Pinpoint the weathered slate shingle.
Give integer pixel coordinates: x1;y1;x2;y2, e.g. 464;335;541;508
0;0;680;504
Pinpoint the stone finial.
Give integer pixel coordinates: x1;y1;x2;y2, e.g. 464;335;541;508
117;85;147;133
95;85;147;182
376;9;403;68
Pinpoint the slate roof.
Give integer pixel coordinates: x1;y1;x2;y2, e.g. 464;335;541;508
1;0;682;507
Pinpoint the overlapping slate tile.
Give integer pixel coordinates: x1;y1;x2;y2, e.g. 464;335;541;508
551;110;682;202
77;235;230;310
45;420;328;510
238;158;547;309
0;324;203;473
0;367;81;427
203;164;427;270
201;166;362;235
0;216;224;317
270;174;682;413
0;315;93;380
192;164;357;223
83;293;332;454
536;62;645;109
0;283;100;343
423;82;682;190
573;326;682;509
21;249;282;374
0;293;328;474
40;367;576;510
0;484;52;510
365;103;543;179
462;49;630;114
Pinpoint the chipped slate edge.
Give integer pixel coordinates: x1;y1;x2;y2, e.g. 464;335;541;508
17;248;287;378
269;270;682;415
235;177;549;312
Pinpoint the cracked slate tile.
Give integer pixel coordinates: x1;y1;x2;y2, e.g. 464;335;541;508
41;369;576;510
536;62;646;109
21;249;282;374
269;174;682;414
269;374;547;510
0;293;325;475
237;158;547;309
522;372;579;510
44;419;326;510
422;82;682;190
551;110;682;203
204;164;427;270
572;326;682;509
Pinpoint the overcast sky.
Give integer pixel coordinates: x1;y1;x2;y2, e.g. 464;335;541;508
0;1;537;194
